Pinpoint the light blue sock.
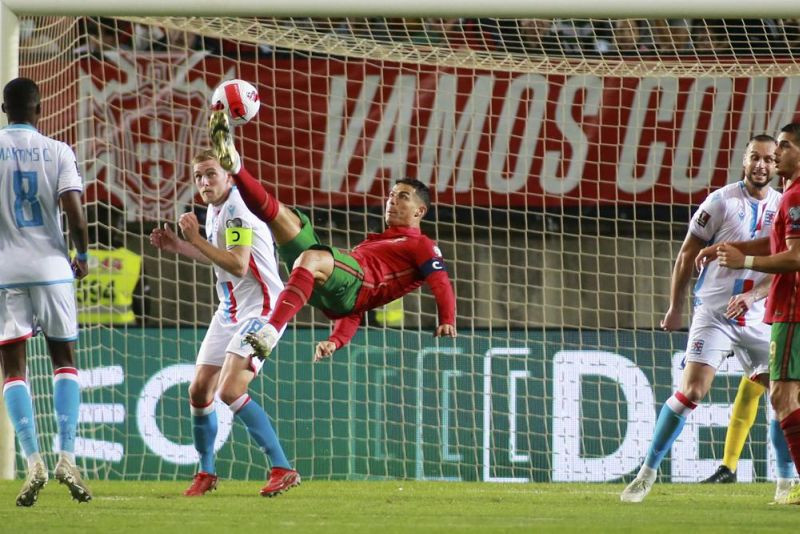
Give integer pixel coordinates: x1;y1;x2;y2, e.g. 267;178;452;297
233;395;290;469
644;401;689;470
770;418;795;479
53;368;80;454
192;410;218;474
3;379;40;457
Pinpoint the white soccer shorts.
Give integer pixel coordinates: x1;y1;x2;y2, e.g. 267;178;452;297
0;283;78;345
196;314;283;375
684;305;771;377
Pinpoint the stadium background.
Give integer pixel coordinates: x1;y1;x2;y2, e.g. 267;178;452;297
2;13;800;485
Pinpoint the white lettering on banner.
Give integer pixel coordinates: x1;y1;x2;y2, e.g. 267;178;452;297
508;370;531;463
671;352;754;482
357;75;415;192
540;76;602;195
321;76;379;192
136;364;233;465
551;350;656;482
767;78;800;136
425;75;493;193
617;78;678;194
483;347;530;483
416;347;463;481
672;78;732;194
486;74;548;193
727;78;769;183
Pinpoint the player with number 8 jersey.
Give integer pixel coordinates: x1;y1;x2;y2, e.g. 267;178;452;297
0;77;92;506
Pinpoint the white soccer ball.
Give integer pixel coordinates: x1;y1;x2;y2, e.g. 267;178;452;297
210;79;260;126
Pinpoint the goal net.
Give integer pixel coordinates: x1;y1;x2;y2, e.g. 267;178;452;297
10;15;800;482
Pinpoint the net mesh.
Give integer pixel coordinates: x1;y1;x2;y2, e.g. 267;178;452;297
10;15;796;482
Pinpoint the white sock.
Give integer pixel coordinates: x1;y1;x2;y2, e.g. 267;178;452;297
27;452;43;469
637;465;657;482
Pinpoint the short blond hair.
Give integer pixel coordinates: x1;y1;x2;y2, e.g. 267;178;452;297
191;149;218;166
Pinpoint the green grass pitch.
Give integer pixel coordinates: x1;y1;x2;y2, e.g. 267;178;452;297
0;481;797;533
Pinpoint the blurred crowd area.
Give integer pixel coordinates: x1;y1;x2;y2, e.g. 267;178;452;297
20;17;800;61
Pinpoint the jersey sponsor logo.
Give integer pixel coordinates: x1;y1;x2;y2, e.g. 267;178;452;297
789;206;800;221
696;210;711;227
689;339;705;354
225;217;243;228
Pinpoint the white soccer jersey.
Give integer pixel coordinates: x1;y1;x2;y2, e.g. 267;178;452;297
204;187;283;324
689;181;781;324
0;124;82;287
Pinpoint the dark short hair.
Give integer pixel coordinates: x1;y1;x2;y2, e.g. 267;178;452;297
780;123;800;145
3;77;40;113
395;177;431;210
748;134;776;145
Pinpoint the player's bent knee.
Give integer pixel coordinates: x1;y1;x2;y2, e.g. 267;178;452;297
216;385;247;406
188;380;215;406
680;384;708;403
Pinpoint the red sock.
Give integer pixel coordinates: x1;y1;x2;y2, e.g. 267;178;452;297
232;166;280;222
268;267;315;330
780;408;800;474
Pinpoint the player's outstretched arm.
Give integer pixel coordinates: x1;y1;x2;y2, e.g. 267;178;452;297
316;314;363;361
177;213;250;277
719;238;800;273
60;190;89;280
425;270;456;336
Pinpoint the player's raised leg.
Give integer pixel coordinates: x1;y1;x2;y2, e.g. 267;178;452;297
703;375;765;483
216;345;299;497
184;364;221;496
1;340;48;507
208;111;304;245
621;362;713;503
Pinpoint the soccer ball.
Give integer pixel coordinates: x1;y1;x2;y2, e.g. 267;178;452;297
210;79;260;126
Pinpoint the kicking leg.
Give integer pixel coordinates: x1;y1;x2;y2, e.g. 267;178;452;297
209;110;303;244
184;364;221;496
217;353;299;497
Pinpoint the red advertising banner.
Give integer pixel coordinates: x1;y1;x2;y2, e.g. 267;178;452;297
78;52;800;219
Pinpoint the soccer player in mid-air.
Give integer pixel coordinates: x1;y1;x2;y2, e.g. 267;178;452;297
621;134;784;503
0;77;92;506
150;150;299;497
207;111;456;361
716;122;800;504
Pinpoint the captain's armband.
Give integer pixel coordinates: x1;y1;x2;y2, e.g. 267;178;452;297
225;226;253;247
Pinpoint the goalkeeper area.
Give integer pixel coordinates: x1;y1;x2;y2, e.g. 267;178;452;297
2;1;800;530
1;480;798;533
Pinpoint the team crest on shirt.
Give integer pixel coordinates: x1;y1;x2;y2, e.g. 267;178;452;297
764;210;776;227
696;210;711;228
689;339;705;354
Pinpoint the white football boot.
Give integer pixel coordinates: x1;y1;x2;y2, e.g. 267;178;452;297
16;459;48;507
54;455;92;503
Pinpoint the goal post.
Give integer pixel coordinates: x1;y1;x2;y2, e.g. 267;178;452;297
2;4;800;483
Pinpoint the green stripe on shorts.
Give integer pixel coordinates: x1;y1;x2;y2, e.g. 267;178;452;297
277;209;363;316
769;322;800;381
